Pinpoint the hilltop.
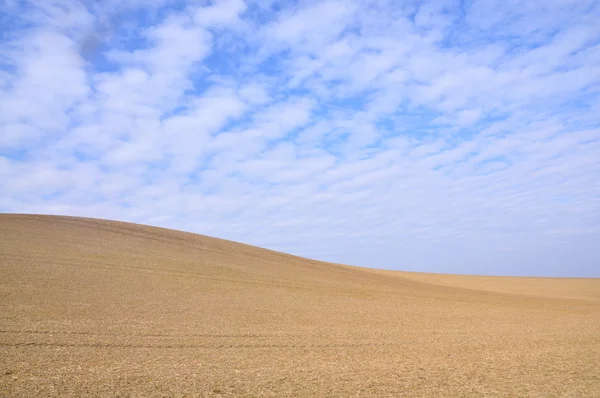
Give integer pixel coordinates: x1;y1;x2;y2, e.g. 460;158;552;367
1;214;599;397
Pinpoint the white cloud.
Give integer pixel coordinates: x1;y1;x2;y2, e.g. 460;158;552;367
238;82;270;105
262;0;357;50
193;0;248;28
1;0;599;277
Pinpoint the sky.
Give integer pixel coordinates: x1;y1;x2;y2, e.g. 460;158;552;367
1;0;599;277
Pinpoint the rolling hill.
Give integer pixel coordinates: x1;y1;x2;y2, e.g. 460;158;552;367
1;214;599;397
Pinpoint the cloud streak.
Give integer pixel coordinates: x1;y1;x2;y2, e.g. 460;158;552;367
1;0;599;276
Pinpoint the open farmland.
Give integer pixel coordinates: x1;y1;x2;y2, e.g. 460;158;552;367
1;214;599;397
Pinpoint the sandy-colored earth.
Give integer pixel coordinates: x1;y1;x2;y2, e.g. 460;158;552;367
1;214;599;397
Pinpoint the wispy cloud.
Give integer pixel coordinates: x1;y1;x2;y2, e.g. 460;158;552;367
1;0;599;276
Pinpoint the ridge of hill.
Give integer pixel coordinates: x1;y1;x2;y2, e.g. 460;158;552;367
1;214;599;397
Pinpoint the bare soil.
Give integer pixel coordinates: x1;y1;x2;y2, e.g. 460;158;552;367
1;214;599;397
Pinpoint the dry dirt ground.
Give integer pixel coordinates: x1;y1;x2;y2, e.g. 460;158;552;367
1;214;599;397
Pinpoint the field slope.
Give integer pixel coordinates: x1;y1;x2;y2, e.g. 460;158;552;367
1;214;599;397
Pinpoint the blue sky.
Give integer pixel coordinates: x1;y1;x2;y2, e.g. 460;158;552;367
1;0;599;277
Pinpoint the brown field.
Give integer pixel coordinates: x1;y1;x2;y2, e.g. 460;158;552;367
1;214;599;397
